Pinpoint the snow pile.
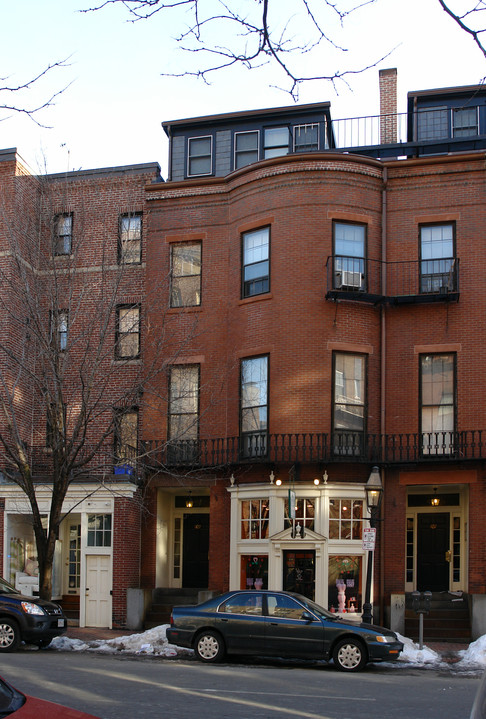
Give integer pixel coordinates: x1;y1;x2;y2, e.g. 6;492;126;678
455;635;486;669
396;634;441;665
50;624;191;657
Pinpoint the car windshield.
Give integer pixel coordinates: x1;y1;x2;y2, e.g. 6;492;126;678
0;578;18;595
0;677;25;714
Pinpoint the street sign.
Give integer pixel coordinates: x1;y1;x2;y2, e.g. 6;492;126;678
362;527;376;550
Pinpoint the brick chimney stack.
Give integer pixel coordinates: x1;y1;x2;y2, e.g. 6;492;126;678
379;68;398;144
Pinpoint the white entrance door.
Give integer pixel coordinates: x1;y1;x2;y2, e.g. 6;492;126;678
85;555;112;627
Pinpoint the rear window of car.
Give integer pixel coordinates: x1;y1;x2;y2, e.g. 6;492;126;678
219;594;263;615
0;678;25;713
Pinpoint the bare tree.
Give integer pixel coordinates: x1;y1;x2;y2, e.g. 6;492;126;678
0;169;167;600
82;0;388;98
438;0;486;59
0;59;71;126
83;0;485;98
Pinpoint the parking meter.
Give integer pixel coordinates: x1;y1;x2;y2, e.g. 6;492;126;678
411;591;432;649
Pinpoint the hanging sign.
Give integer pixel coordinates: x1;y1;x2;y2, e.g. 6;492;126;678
289;489;296;519
362;527;376;550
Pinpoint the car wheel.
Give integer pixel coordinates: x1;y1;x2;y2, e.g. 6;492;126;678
195;630;225;662
0;619;20;652
332;638;367;672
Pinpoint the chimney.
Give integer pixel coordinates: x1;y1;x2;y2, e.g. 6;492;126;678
379;68;397;144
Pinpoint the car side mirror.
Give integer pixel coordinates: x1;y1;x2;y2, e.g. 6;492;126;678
301;611;315;622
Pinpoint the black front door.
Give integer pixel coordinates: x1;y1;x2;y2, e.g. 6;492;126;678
183;513;209;588
283;550;315;600
417;512;450;591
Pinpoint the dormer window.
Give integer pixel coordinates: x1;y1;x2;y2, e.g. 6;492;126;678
264;127;290;159
452;107;478;137
235;131;259;169
188;136;212;176
294;124;319;152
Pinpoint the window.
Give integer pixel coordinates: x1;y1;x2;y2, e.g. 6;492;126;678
294;124;319;152
328;556;362;614
115;305;140;359
420;223;455;293
170;242;202;307
168;365;199;461
235;131;259;169
420;353;455;455
220;593;263;615
264;127;289;158
333;352;366;456
333;222;366;291
241;555;268;589
329;499;364;540
452;107;478;137
417;107;448;141
50;309;68;352
119;214;142;264
242;226;270;298
241;499;269;539
284;498;315;532
240;356;268;457
188;136;212;176
266;593;304;619
87;514;112;547
114;407;138;462
68;524;81;590
53;213;72;256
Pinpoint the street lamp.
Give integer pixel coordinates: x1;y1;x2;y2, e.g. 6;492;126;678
362;466;383;625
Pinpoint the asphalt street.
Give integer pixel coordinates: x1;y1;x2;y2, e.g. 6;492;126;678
1;649;481;719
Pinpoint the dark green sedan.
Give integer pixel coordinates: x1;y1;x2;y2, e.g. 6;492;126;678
167;590;403;672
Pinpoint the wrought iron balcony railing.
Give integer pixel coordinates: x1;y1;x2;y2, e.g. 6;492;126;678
3;430;485;481
325;256;459;304
142;430;486;469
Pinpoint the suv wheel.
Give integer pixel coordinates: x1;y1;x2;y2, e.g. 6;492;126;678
0;619;20;652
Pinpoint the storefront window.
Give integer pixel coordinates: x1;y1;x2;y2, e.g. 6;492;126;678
328;555;362;613
329;499;363;540
241;555;268;589
284;498;315;531
241;499;269;539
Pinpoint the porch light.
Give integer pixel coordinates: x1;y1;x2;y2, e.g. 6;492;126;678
314;478;320;486
185;493;193;508
275;478;282;486
431;487;440;506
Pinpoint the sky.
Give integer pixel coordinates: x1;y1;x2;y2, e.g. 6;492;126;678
1;0;484;177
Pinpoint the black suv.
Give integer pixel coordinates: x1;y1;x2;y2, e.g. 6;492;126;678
0;577;66;651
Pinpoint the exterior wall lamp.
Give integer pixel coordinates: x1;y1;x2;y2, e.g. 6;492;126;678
362;466;383;625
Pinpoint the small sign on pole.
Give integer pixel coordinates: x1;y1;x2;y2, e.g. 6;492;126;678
362;527;377;551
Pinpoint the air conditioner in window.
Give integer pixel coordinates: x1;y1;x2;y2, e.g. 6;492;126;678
335;271;364;290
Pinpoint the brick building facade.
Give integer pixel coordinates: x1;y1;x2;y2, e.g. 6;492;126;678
2;70;486;637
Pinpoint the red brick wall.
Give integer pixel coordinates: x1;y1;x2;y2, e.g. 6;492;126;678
112;493;142;627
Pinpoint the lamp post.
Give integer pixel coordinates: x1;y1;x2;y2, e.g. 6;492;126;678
362;466;383;625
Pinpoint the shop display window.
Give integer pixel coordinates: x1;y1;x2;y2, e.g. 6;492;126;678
328;555;362;614
240;554;268;590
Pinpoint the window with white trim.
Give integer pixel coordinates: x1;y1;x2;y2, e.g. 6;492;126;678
329;499;364;540
188;136;212;176
241;499;269;539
